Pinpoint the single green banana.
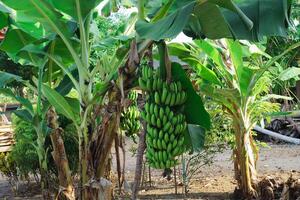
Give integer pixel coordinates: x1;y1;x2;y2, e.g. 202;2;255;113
146;79;152;91
151;115;156;126
164;133;169;143
154;104;159;117
145;103;150;114
165;92;172;105
170;93;176;106
165;106;171;115
157;118;162;128
163;122;171;132
153;79;158;91
172;139;178;148
154;92;160;104
161;88;167;103
157;139;162;150
162;115;168;124
175;93;181;105
159;130;164;139
138;78;147;90
177;81;182;91
167;143;173;152
161;140;167;150
163;151;167;161
149;103;154;115
159;107;164;119
158;151;163;162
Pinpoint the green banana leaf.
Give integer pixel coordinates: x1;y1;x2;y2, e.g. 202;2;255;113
42;84;78;123
0;71;23;87
171;62;211;129
48;0;104;21
136;0;291;41
0;3;9;29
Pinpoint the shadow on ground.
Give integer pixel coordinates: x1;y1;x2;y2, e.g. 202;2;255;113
139;192;233;200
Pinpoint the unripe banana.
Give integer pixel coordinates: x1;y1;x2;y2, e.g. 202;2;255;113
170;83;175;91
145;103;150;113
168;125;174;134
175;93;181;105
154;104;159;117
162;115;167;124
164;133;169;143
180;91;187;104
178;137;185;146
160;162;165;169
157;118;162;128
153;79;158;91
177;81;182;91
169;93;175;106
141;67;187;169
165;92;172;105
141;111;146;120
172;146;179;156
157;78;163;90
146;114;151;124
166;160;171;168
149;103;154;115
163;122;171;132
170;134;175;142
138;78;147;90
165;106;170;116
172;139;178;148
168;111;174;120
146;79;152;91
158;151;163;162
159;130;164;139
147;67;153;78
153;128;158;138
152;138;157;149
167;143;172;152
175;124;181;134
159;107;164;119
157;139;162;150
151;115;156;126
163;151;167;161
171;116;177;125
161;140;167;150
155;92;160;104
161;88;167;104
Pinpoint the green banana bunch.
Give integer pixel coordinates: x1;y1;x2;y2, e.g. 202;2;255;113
139;66;188;169
120;91;141;139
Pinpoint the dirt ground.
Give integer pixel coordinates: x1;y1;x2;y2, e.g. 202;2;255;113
118;142;300;200
0;143;299;199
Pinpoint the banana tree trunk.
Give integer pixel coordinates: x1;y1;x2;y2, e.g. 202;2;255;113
35;127;51;199
47;107;75;199
79;97;120;200
233;116;258;199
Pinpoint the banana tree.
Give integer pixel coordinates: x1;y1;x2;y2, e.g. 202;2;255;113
0;1;141;199
167;39;300;198
0;70;55;198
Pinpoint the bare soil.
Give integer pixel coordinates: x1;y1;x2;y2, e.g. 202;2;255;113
0;143;299;199
118;142;300;200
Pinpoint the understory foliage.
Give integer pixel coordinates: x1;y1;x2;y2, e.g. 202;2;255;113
0;115;78;182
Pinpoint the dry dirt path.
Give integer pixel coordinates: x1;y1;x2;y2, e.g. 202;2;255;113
113;142;300;199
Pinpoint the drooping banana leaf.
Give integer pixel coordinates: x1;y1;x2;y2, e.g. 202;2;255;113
136;0;291;41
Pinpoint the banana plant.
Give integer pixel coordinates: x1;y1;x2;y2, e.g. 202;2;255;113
0;68;54;198
0;1;138;199
168;39;300;198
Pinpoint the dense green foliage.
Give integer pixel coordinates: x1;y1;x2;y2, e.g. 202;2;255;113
0;115;78;180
